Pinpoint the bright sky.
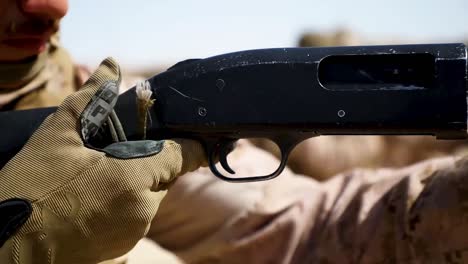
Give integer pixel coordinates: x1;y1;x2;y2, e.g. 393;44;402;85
61;0;468;69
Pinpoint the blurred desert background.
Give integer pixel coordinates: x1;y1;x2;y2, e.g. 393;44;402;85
61;0;468;78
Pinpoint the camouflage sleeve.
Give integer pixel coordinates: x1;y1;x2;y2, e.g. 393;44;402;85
254;135;466;181
299;155;468;263
147;139;468;263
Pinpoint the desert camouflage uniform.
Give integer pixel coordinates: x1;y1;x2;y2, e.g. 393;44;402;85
5;34;468;264
147;139;468;263
0;35;78;110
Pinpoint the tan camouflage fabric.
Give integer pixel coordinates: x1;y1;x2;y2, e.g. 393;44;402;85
298;28;361;47
0;35;79;110
253;136;467;181
145;139;468;263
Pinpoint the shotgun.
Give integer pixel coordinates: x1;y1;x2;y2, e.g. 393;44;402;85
1;43;467;182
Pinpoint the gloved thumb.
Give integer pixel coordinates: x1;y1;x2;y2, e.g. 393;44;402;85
34;57;121;147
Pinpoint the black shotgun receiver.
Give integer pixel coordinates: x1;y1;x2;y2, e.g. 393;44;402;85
1;43;467;182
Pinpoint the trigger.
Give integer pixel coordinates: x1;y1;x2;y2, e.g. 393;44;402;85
219;140;236;174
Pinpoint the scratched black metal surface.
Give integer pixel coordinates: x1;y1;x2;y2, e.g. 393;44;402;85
144;43;467;138
1;43;467;181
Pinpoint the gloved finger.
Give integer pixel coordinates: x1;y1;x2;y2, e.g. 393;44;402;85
170;139;207;175
38;57;121;145
94;139;206;194
102;139;206;186
3;58;122;179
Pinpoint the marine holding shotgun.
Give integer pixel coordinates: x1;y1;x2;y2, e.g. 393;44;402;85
2;1;468;263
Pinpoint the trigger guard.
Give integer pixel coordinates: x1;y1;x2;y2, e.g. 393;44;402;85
208;147;288;182
206;136;304;183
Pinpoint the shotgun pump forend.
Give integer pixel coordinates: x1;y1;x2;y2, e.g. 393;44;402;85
1;43;467;182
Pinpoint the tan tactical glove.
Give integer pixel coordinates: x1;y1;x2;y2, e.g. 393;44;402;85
0;58;205;264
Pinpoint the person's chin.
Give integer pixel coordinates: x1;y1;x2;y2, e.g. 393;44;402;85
0;43;48;62
4;37;48;52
